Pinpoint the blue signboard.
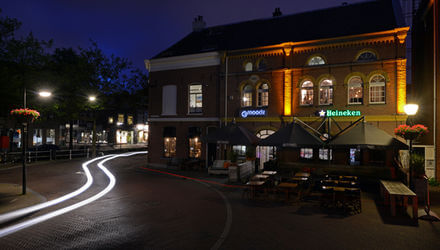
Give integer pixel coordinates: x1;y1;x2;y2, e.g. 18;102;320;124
240;109;266;118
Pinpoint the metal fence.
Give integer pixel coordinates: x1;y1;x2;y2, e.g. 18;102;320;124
0;148;90;164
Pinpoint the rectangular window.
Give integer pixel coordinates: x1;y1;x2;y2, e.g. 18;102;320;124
319;88;333;105
127;115;133;125
300;89;314;105
350;148;361;166
369;84;385;103
188;127;202;158
162;85;177;116
189;84;203;113
163;127;176;157
232;145;246;157
348;86;363;104
319;148;332;160
118;114;124;124
300;148;313;159
46;129;56;144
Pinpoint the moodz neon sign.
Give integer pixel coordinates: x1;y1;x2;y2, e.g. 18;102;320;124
319;109;361;117
240;109;266;118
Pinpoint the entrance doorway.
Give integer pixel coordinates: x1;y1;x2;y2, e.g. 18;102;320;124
256;129;275;170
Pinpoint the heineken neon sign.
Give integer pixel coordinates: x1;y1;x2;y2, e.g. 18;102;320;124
319;109;361;117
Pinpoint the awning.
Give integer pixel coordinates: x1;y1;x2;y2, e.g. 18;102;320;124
203;124;260;145
259;122;323;147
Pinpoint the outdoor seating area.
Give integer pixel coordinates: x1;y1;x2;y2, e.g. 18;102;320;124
242;170;362;215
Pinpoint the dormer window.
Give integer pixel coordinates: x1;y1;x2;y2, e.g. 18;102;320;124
307;56;325;66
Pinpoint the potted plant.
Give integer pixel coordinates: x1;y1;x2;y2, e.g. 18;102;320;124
411;153;425;178
10;108;40;124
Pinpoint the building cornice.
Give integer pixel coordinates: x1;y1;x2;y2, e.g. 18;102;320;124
145;51;220;72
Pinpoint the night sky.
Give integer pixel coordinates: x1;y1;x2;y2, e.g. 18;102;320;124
1;0;366;72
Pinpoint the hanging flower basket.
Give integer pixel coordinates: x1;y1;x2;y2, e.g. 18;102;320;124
394;124;428;140
10;108;40;124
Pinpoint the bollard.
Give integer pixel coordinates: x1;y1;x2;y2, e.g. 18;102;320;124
50;149;52;161
69;150;72;160
87;148;89;158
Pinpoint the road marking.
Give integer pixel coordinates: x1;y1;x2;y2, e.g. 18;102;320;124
0;151;147;238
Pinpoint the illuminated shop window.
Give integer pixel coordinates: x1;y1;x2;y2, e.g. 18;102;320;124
233;145;246;157
319;79;333;105
300;80;314;105
300;148;313;159
163;127;176;157
369;74;386;104
108;117;114;124
348;76;363;104
244;62;253;72
307;56;325;66
257;83;269;107
242;84;253;107
189;84;203;113
127;115;133;125
188;127;202;158
356;51;377;62
350;148;361;166
319;148;332;160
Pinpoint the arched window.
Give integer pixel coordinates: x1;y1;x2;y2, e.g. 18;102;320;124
257;59;267;71
319;79;333;105
348;76;363;104
244;62;253;72
356;51;377;62
242;84;253;107
369;74;386;104
257;83;269;107
300;80;314;105
307;56;325;66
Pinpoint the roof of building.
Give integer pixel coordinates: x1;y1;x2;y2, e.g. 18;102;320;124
153;0;406;59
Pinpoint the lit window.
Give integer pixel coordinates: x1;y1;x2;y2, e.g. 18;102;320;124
319;148;332;160
350;148;361;165
189;84;203;113
307;56;325;66
300;148;313;159
357;51;377;62
348;76;363;104
127;115;133;125
369;75;386;104
233;145;246;157
188;127;201;158
257;83;269;107
242;84;253;107
118;114;124;124
108;117;114;124
163;127;176;158
244;62;253;72
300;80;314;105
319;79;333;105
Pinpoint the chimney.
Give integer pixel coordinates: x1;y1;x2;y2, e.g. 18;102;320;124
272;7;282;17
192;15;206;32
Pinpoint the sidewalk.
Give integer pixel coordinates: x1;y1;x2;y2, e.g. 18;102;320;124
0;183;46;214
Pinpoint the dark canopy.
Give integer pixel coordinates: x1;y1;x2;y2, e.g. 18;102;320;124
204;124;260;145
328;122;408;149
259;122;323;147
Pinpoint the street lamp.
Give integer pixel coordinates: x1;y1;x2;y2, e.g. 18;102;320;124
21;88;52;195
404;103;419;190
88;96;97;157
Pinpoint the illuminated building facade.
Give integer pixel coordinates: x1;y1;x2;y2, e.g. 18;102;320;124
146;0;410;168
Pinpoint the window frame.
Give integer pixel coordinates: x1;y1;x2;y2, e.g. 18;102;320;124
347;76;363;105
319;79;333;105
369;74;386;104
188;84;203;114
300;80;314;106
307;56;325;66
257;83;269;107
242;84;253;107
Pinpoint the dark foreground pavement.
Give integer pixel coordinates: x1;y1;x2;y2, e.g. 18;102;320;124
0;155;440;249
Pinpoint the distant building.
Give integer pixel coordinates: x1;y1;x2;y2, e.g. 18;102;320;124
145;0;410;172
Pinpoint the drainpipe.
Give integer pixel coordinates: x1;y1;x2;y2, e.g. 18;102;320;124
434;0;438;179
224;55;229;127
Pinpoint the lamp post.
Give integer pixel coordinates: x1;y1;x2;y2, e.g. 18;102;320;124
404;103;419;190
21;88;51;195
88;96;97;158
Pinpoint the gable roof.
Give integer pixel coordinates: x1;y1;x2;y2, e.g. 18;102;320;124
153;0;406;59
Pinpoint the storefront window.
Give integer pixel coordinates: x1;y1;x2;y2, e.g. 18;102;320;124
348;76;363;104
319;79;333;105
350;148;361;165
33;129;43;146
188;127;201;158
189;84;203;113
300;148;313;159
118;114;124;124
319;148;332;160
163;127;176;157
300;80;314;105
257;83;269;107
127;115;133;125
46;129;56;144
233;145;246;157
369;75;386;104
242;85;253;107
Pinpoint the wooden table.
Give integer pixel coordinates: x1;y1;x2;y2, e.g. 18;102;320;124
251;174;270;181
380;180;418;219
277;182;299;202
246;180;266;199
295;172;310;178
262;171;277;176
291;176;308;181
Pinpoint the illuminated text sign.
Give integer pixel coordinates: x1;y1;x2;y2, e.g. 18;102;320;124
240;109;266;118
319;109;361;117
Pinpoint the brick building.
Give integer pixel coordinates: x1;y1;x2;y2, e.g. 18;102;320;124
145;0;410;169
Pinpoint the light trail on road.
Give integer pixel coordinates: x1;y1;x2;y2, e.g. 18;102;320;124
0;151;147;238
